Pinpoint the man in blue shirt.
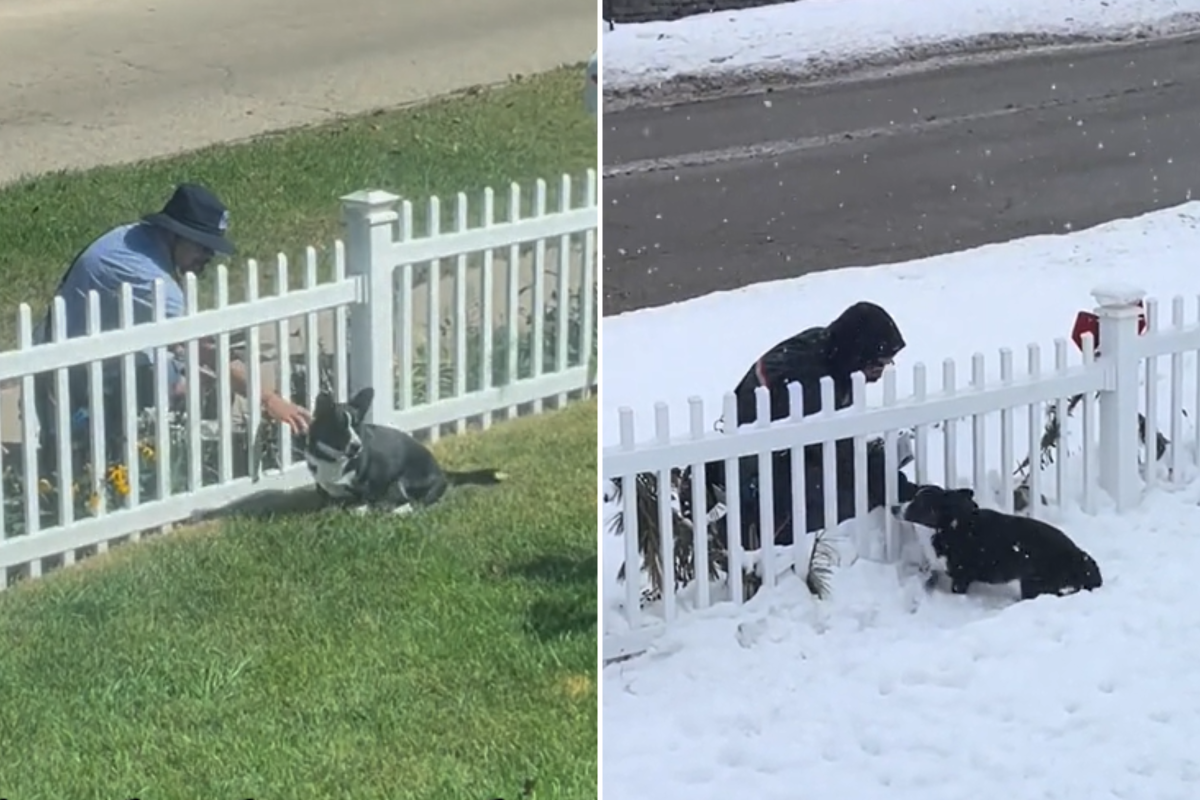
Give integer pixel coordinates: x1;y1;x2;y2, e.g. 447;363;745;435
33;183;311;471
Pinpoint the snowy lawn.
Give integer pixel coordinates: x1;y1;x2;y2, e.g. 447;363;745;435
604;0;1200;90
605;493;1200;799
602;203;1200;798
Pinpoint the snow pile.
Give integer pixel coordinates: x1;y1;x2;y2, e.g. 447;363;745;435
604;0;1200;92
604;491;1200;799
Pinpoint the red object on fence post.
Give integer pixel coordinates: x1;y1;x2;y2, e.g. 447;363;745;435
1071;300;1147;354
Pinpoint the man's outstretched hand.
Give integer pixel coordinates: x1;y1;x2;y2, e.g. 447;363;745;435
263;392;311;433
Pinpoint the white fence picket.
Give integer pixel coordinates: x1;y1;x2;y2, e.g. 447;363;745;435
0;171;597;587
184;272;203;493
120;283;140;512
505;183;521;420
582;172;597;383
653;403;674;623
1194;296;1200;463
1054;340;1070;505
786;383;807;576
274;255;293;470
480;189;496;430
941;359;957;488
152;283;171;510
752;388;775;591
1145;299;1160;491
303;248;321;409
1025;345;1042;519
851;372;870;564
912;363;929;487
687;397;709;610
214;267;234;485
998;349;1014;514
453;192;469;432
1170;296;1186;480
51;296;72;533
531;180;548;417
721;392;744;608
618;409;640;628
17;306;37;541
881;370;899;563
556;174;574;408
426;195;442;423
244;260;263;480
87;290;107;522
971;354;987;494
396;204;414;412
818;378;838;542
1080;332;1097;514
332;241;349;405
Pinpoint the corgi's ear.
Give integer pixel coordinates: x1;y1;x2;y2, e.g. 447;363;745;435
314;391;336;417
348;387;375;421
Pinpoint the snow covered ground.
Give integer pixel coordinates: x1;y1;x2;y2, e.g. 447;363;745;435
604;0;1200;91
602;204;1200;799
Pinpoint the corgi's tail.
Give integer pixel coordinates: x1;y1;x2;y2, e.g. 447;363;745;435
446;468;508;486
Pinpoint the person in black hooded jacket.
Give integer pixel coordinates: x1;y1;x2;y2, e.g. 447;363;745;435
704;301;921;548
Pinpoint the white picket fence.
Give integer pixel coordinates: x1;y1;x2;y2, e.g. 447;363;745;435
602;285;1200;662
0;171;598;586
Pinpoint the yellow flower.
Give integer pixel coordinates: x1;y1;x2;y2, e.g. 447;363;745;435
37;478;53;496
138;441;156;462
87;492;102;515
107;464;131;498
559;674;593;700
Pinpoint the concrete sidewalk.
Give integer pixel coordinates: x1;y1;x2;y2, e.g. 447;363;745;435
0;0;595;184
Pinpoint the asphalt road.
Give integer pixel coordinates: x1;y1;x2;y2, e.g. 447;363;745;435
0;0;595;184
602;35;1200;316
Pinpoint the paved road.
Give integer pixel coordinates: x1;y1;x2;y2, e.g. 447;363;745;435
0;0;595;184
603;35;1200;315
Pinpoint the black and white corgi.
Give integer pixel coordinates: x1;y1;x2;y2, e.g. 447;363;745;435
892;485;1102;600
304;387;507;514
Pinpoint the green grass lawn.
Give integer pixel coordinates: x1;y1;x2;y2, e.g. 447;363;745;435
0;66;596;347
0;399;597;800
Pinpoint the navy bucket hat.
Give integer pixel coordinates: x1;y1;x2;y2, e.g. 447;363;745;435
143;183;236;255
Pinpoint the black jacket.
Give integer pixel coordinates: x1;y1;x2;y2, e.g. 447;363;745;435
733;301;906;426
702;302;912;547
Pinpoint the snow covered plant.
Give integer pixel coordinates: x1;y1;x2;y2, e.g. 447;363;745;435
1013;392;1172;511
607;471;725;603
607;468;838;606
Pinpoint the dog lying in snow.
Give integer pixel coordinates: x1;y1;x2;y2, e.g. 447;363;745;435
892;485;1102;600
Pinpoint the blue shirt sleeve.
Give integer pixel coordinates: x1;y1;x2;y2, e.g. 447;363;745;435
71;230;187;393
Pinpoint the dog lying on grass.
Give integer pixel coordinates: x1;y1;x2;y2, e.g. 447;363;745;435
893;485;1102;600
304;387;506;515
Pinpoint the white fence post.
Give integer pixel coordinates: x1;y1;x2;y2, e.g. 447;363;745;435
341;190;401;422
1093;284;1146;513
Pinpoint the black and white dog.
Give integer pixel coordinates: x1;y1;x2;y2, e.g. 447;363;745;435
892;486;1102;600
304;387;506;514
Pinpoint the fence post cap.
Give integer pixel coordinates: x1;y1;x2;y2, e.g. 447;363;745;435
340;189;401;210
1090;284;1146;309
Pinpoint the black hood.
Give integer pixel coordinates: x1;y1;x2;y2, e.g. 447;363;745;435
825;302;906;377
